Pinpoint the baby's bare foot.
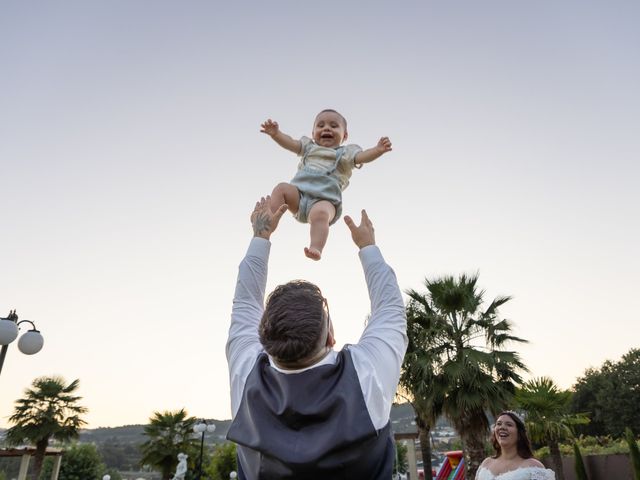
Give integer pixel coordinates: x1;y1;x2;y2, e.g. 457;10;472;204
304;247;322;261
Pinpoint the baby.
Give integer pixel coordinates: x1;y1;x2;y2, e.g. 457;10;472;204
261;109;392;260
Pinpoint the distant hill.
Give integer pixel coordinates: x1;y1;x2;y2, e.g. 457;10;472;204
2;403;450;446
70;403;416;445
77;404;419;444
78;419;232;445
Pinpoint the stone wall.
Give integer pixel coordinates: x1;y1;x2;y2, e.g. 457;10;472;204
541;453;633;480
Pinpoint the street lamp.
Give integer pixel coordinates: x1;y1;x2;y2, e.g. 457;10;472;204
0;310;44;377
193;420;216;480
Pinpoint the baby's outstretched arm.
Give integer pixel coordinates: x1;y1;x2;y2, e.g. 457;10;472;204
260;119;302;154
354;137;392;166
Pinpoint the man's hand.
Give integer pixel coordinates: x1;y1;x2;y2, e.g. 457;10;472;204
344;209;375;249
260;119;280;137
375;136;392;155
251;196;288;240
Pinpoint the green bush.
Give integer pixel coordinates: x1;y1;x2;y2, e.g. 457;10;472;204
534;435;630;458
41;443;105;480
205;442;237;480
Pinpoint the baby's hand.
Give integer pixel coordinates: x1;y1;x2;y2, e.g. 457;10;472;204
376;137;392;154
260;119;280;137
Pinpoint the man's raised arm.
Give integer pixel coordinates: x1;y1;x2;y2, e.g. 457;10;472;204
344;210;408;421
226;197;287;416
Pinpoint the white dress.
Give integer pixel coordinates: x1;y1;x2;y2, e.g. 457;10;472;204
476;467;556;480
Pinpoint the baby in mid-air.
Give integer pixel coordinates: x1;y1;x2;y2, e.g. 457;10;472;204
261;109;392;260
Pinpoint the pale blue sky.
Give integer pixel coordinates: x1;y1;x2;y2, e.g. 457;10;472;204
1;1;638;428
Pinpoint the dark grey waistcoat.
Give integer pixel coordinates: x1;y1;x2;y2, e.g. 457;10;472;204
227;348;394;479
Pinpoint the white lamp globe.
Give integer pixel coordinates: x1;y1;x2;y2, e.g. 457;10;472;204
206;424;217;433
0;319;18;345
18;330;44;355
230;472;237;479
193;423;206;434
102;475;111;480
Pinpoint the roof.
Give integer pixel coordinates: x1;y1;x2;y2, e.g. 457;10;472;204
0;447;64;457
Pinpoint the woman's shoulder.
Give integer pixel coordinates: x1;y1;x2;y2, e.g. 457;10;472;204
476;457;496;478
479;456;495;469
476;457;554;480
520;459;555;480
522;458;546;469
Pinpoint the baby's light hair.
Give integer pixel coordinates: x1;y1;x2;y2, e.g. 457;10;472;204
316;109;347;129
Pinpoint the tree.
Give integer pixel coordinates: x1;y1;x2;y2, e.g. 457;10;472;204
139;409;198;480
40;442;105;480
5;376;87;480
516;377;589;480
403;273;528;480
571;348;640;437
399;299;444;479
569;366;608;436
394;441;408;475
206;442;237;480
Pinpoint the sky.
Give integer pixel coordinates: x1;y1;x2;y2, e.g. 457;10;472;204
1;0;638;429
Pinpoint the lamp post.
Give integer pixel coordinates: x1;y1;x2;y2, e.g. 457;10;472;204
193;420;216;480
0;310;44;377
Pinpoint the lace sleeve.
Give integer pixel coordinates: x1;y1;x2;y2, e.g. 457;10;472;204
531;468;556;480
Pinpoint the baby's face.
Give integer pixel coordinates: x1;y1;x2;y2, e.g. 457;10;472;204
312;111;347;148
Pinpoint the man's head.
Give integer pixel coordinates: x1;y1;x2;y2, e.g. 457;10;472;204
312;109;348;148
259;280;334;366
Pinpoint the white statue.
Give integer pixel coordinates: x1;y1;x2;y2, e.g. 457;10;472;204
172;452;188;480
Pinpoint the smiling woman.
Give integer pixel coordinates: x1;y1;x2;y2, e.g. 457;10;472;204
475;412;556;480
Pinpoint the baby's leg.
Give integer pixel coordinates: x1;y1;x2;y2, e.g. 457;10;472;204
305;201;335;261
270;182;299;214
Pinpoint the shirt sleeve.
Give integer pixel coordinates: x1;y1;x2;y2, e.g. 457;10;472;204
226;237;270;417
349;245;408;429
342;143;363;168
298;136;313;157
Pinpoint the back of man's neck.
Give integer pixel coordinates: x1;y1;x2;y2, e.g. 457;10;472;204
274;346;333;371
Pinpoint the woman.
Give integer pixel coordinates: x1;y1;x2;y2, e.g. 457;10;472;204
476;411;555;480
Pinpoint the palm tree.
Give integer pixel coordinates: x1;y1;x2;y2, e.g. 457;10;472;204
5;376;87;480
139;409;198;480
399;300;444;478
516;376;589;480
403;273;528;479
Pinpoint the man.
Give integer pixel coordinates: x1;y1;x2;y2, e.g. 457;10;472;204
226;196;408;479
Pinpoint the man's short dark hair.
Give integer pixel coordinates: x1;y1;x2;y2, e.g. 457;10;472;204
259;280;325;363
